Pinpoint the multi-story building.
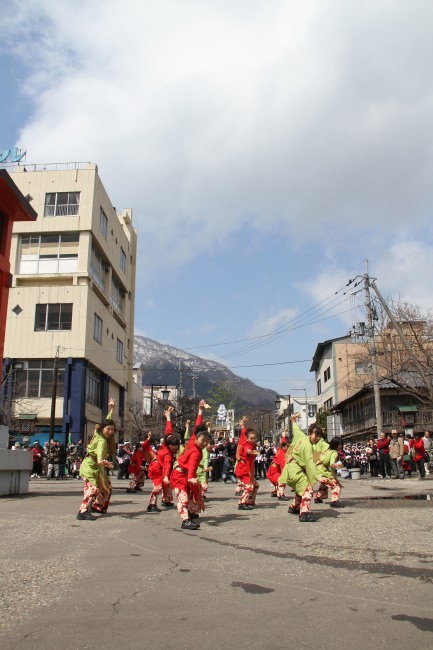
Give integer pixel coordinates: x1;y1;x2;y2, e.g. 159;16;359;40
275;395;315;433
310;335;368;412
2;163;137;445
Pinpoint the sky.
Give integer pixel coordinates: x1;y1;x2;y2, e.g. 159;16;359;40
1;0;433;396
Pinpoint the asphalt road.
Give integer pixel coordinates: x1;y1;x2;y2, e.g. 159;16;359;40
1;474;433;650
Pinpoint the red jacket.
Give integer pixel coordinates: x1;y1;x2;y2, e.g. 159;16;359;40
266;447;286;484
156;445;175;479
235;439;255;480
411;438;425;462
128;450;145;475
377;438;390;454
273;448;286;471
177;444;202;480
32;447;44;461
170;442;202;499
141;438;155;463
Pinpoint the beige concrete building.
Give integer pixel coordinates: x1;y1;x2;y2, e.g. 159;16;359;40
3;163;137;444
310;335;370;413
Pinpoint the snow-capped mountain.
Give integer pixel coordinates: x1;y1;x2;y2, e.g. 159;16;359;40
133;336;277;409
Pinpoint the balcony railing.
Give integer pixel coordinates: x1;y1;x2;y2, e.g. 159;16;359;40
44;204;79;217
343;409;433;435
90;267;105;292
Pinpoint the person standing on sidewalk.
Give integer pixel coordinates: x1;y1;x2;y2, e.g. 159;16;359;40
422;432;432;475
377;432;392;478
46;443;59;480
366;438;379;477
31;442;44;478
389;430;404;479
410;432;427;480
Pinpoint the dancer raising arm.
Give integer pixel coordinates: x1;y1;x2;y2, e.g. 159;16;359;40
147;410;179;512
170;400;210;530
77;398;116;520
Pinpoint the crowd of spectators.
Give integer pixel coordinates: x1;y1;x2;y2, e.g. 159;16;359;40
12;439;87;479
13;428;433;483
336;430;432;480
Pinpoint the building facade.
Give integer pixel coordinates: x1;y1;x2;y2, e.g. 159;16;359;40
2;163;137;444
310;335;368;413
330;379;433;440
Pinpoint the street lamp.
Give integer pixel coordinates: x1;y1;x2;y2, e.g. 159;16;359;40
150;385;170;416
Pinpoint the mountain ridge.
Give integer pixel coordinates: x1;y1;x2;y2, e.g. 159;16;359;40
133;335;277;409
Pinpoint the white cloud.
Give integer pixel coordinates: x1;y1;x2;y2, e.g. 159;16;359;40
299;237;433;337
249;307;298;338
375;241;433;310
3;0;433;278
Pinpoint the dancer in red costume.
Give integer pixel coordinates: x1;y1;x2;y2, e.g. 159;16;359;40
170;399;210;530
147;410;179;512
235;427;259;510
126;443;146;493
266;441;288;500
235;416;248;496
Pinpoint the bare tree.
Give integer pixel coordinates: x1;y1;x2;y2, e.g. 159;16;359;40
351;298;433;406
0;366;40;433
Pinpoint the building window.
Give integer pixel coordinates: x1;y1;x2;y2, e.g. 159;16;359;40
355;361;368;375
323;366;331;382
15;360;65;398
94;314;103;344
86;368;102;407
317;378;322;396
35;304;72;331
120;247;126;273
90;242;107;291
111;275;124;315
19;233;79;274
100;208;108;239
44;192;80;217
324;397;333;410
116;338;123;364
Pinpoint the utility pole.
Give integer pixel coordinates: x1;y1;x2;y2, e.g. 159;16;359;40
364;271;383;436
50;346;60;440
178;363;184;398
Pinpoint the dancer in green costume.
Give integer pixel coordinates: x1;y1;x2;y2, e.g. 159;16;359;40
280;421;323;522
314;437;343;507
77;399;116;520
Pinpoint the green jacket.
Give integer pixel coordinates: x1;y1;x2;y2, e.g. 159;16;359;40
79;432;109;487
280;434;317;489
315;448;338;480
312;436;329;463
197;448;210;484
